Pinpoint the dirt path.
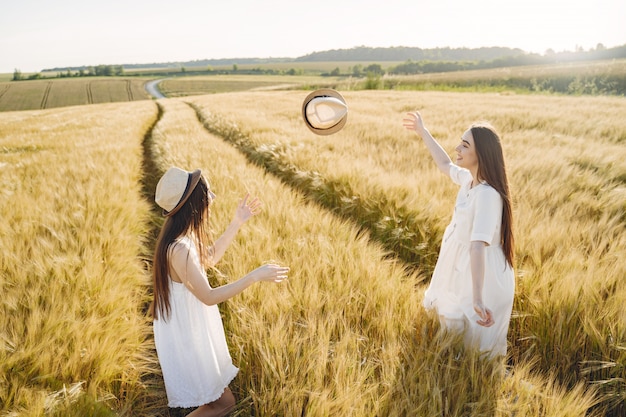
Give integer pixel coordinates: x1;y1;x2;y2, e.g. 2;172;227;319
144;79;166;99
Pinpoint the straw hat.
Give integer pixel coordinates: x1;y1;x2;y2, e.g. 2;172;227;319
155;167;202;216
302;89;348;135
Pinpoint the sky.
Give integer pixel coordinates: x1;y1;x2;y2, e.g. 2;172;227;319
1;0;624;73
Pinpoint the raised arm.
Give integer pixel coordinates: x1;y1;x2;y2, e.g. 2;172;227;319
209;194;261;265
403;111;453;176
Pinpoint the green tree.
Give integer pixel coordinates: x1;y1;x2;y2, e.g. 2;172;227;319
12;68;23;81
364;63;384;75
94;65;114;76
330;67;341;76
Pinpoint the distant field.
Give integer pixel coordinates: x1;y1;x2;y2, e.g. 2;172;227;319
0;77;150;111
158;74;344;97
382;59;626;94
125;61;404;75
0;74;340;111
1;59;624;112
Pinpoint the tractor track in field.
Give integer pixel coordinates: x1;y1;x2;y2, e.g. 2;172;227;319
0;84;10;101
126;80;133;101
86;82;93;104
40;82;52;109
138;101;169;256
137;100;165;315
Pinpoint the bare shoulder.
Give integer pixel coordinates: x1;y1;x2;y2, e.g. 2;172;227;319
169;237;193;257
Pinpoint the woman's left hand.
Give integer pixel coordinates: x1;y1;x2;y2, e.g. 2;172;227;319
234;193;262;224
473;301;495;327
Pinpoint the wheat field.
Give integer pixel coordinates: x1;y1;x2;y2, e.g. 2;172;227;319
185;90;626;415
0;102;161;415
1;88;624;416
0;78;150;112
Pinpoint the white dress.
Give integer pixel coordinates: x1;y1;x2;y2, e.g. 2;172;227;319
423;164;515;356
153;237;239;408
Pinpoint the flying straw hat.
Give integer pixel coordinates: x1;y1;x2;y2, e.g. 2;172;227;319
155;167;202;216
302;89;348;135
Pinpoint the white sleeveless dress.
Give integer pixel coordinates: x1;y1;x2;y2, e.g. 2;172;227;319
153;237;238;408
423;164;515;357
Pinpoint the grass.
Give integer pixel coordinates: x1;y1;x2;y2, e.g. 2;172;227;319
0;101;161;416
185;90;626;415
145;99;426;415
145;97;601;416
1;88;624;415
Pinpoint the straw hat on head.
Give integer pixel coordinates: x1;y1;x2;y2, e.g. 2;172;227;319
155;167;202;216
302;89;348;135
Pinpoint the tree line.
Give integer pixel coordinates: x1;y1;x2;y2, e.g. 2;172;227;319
12;65;124;81
298;44;626;64
315;44;626;80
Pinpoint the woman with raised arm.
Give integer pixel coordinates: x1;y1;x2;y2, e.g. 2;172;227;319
403;111;515;357
150;167;289;416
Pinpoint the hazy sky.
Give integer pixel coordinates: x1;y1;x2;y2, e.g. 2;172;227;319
1;0;624;73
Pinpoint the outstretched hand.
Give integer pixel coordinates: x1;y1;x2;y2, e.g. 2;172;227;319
402;111;426;134
234;193;262;224
249;263;290;283
473;301;495;327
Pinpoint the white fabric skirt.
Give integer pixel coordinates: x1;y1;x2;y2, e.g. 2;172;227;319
154;281;238;408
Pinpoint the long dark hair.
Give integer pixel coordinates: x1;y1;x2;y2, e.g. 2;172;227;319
471;124;515;268
150;176;213;320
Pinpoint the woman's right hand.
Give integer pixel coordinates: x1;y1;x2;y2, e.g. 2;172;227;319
473;301;495;327
249;263;289;283
402;111;426;135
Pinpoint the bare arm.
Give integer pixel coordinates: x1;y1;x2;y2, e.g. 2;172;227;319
403;111;453;176
470;241;494;327
209;194;261;265
186;263;289;306
171;241;289;306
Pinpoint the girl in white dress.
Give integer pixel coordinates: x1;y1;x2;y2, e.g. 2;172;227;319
403;112;515;357
150;167;289;416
